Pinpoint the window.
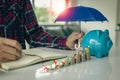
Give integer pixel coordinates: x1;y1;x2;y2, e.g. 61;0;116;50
30;0;79;37
30;0;67;24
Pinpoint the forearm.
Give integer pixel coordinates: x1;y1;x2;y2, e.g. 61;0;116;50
25;27;69;49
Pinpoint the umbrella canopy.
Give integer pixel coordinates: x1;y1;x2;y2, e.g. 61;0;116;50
54;6;108;22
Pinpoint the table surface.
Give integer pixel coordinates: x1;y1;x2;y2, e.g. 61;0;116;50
0;46;120;80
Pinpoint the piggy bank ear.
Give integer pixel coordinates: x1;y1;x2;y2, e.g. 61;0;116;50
104;29;109;35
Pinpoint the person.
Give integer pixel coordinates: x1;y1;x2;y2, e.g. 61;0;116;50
0;0;84;63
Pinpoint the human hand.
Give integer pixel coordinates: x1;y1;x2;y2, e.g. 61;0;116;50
0;37;22;63
66;31;84;50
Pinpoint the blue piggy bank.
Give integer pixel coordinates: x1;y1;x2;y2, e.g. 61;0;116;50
81;29;113;58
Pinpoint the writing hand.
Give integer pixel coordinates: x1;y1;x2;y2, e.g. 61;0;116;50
0;37;22;63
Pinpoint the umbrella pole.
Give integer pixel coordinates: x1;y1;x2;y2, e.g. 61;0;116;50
75;22;82;53
78;21;81;32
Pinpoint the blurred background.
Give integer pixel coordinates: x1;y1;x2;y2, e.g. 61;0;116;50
29;0;120;47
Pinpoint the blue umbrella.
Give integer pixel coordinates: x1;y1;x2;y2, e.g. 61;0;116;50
55;6;108;22
54;6;108;32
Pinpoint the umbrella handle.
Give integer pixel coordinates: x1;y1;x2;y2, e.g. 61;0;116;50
74;39;81;53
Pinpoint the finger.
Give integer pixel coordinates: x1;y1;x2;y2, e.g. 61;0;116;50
77;33;84;39
80;32;84;38
0;58;9;63
0;52;18;61
3;38;22;51
71;32;83;39
69;32;80;38
2;45;22;58
67;32;79;42
70;34;81;42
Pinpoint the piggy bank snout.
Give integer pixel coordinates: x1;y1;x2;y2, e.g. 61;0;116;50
107;40;113;48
